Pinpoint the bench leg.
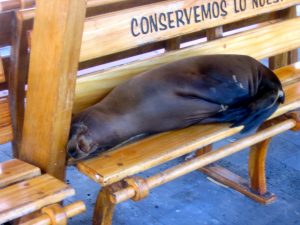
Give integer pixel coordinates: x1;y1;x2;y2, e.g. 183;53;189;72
93;182;123;225
197;120;281;204
248;138;271;195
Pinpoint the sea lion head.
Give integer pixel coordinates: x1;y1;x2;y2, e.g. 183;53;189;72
67;110;115;160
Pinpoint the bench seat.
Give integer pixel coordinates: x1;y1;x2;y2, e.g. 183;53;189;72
0;160;75;224
78;63;300;186
0;159;40;188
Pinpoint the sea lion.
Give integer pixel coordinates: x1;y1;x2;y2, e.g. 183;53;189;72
67;54;284;160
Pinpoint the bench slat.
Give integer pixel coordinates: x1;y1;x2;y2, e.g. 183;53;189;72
78;67;300;186
78;124;243;185
0;159;41;188
80;0;300;61
74;18;300;113
274;63;300;86
0;97;13;144
0;57;5;83
0;174;75;224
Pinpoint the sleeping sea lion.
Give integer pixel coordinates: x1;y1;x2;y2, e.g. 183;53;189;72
67;54;284;160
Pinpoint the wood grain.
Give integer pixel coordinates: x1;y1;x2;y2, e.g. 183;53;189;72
0;0;131;13
92;184;122;225
74;18;300;113
0;159;40;188
165;37;181;51
77;124;243;185
19;0;86;179
78;79;300;186
206;26;223;40
0;0;35;13
248;120;277;195
27;11;280;70
0;57;4;83
19;201;86;225
269;6;298;70
9;10;33;157
274;64;300;86
0;174;74;224
0;97;13;144
199;165;276;204
0;11;14;47
79;0;300;61
110;119;295;204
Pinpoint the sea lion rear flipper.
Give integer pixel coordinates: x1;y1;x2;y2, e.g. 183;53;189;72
230;89;281;133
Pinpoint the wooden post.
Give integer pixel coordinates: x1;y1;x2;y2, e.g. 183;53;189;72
248;137;271;194
9;10;34;158
206;26;223;40
248;116;289;194
19;0;86;180
93;183;124;225
0;57;4;83
269;6;298;69
165;37;181;51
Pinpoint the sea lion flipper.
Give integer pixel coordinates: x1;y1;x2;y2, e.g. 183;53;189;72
230;89;281;132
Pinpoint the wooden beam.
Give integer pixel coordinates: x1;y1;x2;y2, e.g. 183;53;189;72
9;10;33;157
79;0;300;61
0;174;75;224
26;11;279;69
77;10;278;69
0;0;136;13
20;201;86;225
165;37;181;51
0;0;35;13
0;159;40;188
269;6;298;69
206;26;223;40
19;0;86;180
0;57;4;83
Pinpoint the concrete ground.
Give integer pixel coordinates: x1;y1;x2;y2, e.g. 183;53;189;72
1;129;300;225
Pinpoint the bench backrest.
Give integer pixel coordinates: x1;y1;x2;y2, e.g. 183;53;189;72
72;0;300;113
6;1;300;115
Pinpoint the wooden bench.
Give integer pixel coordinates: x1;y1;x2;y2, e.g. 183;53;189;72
0;57;86;224
13;1;300;225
